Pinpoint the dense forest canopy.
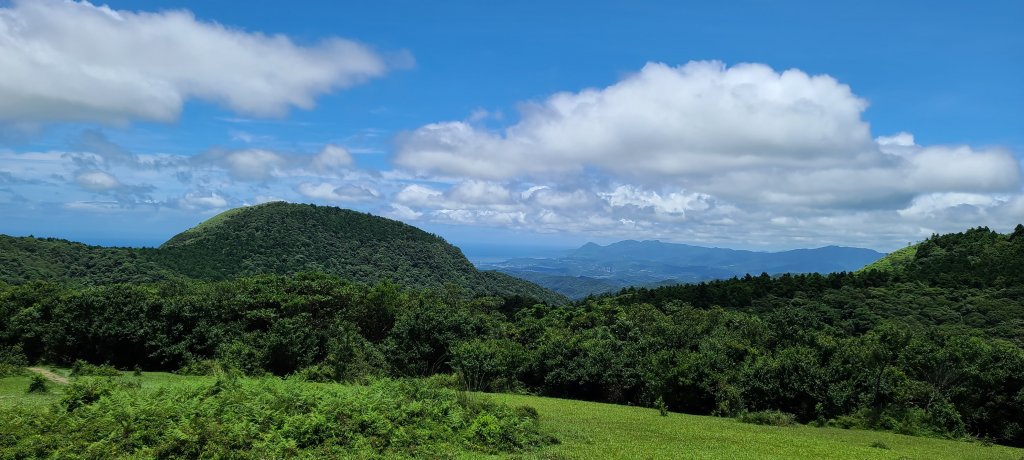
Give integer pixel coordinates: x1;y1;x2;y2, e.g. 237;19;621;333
1;225;1023;445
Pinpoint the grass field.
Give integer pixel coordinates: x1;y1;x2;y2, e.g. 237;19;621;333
491;394;1023;460
2;370;1021;459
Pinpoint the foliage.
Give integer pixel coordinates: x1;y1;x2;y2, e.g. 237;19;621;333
655;396;668;416
0;345;26;377
0;376;552;458
0;224;1023;447
26;375;47;394
739;410;797;427
70;360;121;377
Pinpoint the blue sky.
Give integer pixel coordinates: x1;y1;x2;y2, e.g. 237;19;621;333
0;0;1021;256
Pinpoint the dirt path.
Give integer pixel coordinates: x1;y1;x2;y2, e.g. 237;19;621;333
27;367;69;385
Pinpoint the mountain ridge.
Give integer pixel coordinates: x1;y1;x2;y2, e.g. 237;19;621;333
481;239;886;298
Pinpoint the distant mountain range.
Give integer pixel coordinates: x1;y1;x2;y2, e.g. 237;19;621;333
478;240;886;298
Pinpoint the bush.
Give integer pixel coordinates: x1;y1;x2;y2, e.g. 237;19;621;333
290;364;336;382
655;396;669;417
0;346;27;378
827;406;965;439
739;410;798;427
59;378;139;412
451;339;527;392
0;376;555;458
26;375;48;394
69;360;121;377
176;359;221;376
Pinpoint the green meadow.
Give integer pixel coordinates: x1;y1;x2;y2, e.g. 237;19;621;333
2;371;1020;460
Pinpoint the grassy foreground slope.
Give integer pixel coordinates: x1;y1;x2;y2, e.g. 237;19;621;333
2;372;1020;460
494;394;1022;459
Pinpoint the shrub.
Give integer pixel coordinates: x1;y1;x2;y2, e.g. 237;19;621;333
827;406;965;439
739;410;798;427
69;360;121;377
0;345;27;378
176;359;221;376
451;339;527;392
291;364;336;382
26;375;48;393
655;396;669;417
1;376;555;458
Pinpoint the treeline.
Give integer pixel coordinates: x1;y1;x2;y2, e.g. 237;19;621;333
1;272;1022;445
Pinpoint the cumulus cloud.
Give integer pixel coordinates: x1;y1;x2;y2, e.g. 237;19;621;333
601;185;710;217
0;0;398;124
385;60;1023;249
395;61;1020;214
396;61;874;180
448;181;512;205
311;145;354;172
179;192;229;210
394;184;445;207
74;170;120;191
296;182;379;202
194;149;286;181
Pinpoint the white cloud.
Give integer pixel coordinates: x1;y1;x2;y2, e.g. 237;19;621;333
0;141;394;215
179;192;228;210
396;61;873;180
0;0;397;124
601;185;710;216
384;204;423;221
386;60;1022;250
448;180;511;205
311;144;354;172
526;187;594;209
197;149;285;181
74;170;119;191
905;145;1019;193
394;184;444;207
296;182;378;202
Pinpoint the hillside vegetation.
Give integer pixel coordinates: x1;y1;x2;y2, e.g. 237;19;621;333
1;225;1023;448
2;372;1020;459
0;374;551;458
0;202;565;304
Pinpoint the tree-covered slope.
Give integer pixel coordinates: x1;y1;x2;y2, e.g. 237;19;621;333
0;236;171;285
158;203;480;287
861;225;1024;287
0;203;566;304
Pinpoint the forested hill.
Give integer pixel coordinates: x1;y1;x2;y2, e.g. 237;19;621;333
863;224;1024;287
0;202;566;304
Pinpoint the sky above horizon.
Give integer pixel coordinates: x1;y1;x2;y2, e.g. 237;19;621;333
1;0;1022;255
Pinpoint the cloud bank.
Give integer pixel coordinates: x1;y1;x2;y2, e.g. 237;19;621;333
0;54;1019;250
389;61;1022;248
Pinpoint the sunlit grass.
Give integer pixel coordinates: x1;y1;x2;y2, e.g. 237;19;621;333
487;393;1021;459
2;372;1021;459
